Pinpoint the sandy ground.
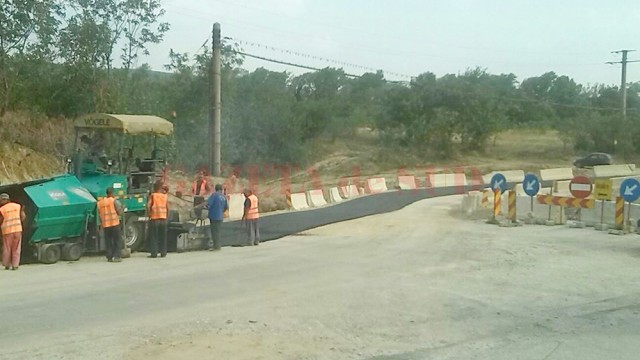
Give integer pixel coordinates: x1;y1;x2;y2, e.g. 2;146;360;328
2;195;640;360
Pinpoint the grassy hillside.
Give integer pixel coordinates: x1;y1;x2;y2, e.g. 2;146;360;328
0;112;70;184
0;111;578;186
300;128;574;185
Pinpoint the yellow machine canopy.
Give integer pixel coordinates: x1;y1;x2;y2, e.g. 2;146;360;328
74;113;173;136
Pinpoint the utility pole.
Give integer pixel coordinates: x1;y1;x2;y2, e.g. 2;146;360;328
607;50;640;118
208;23;222;177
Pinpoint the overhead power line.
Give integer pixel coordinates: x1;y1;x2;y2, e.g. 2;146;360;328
606;49;640;117
228;37;413;80
230;49;636;113
233;50;409;84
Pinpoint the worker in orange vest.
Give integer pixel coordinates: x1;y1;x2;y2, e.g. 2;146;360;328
147;181;169;258
97;188;123;262
242;188;260;246
0;193;27;270
192;171;211;197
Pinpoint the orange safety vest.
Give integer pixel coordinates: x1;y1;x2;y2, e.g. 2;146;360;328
0;202;22;235
149;193;168;220
97;197;120;228
246;194;259;220
224;194;230;218
192;180;208;195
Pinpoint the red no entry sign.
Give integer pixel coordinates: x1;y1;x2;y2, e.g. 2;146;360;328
569;176;593;198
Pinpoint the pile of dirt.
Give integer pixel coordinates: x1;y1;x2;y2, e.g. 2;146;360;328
0;142;64;185
0;112;71;185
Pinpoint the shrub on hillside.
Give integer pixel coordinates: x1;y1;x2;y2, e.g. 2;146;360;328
0;112;73;159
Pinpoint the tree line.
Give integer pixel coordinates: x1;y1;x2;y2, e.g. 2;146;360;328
2;1;640;171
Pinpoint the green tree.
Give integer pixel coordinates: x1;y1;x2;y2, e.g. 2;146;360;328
291;68;350;140
0;0;63;114
56;0;169;113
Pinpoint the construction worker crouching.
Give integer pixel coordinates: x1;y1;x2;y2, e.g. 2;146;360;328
147;182;169;258
97;188;123;262
0;193;27;270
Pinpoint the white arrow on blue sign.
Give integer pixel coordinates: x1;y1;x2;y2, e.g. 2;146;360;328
490;173;507;194
620;178;640;202
523;173;540;197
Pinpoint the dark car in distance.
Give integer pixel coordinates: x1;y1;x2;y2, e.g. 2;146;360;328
573;152;613;168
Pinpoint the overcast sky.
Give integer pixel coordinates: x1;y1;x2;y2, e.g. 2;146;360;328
142;0;640;86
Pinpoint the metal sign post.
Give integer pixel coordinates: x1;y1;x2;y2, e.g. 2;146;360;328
530;196;534;213
547;189;553;222
619;178;640;233
488;173;507;224
522;173;540;224
594;179;612;231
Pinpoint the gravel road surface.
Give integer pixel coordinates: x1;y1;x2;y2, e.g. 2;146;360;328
2;195;640;359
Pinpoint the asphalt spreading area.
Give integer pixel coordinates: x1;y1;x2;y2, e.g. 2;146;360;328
218;186;477;246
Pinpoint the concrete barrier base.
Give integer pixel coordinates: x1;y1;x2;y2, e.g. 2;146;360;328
501;220;523;227
594;223;608;231
545;220;558;226
499;220;515;227
567;221;586;228
608;229;625;236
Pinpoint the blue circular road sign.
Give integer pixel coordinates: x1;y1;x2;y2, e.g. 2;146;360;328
523;173;540;197
620;178;640;202
490;173;507;194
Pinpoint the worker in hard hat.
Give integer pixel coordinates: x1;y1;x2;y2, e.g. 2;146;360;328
97;188;123;262
147;181;169;258
0;193;27;270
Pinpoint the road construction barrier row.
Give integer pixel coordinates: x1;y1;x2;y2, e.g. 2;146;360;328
471;192;640;229
288;185;365;211
482;170;525;185
340;185;359;198
329;187;343;203
365;177;388;194
540;167;573;182
224;164;640;222
228;193;245;220
593;164;635;179
427;173;468;188
397;176;417;190
290;192;310;210
307;189;328;207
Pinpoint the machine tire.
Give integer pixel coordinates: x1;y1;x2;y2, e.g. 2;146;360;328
40;244;62;264
124;214;144;252
61;243;83;261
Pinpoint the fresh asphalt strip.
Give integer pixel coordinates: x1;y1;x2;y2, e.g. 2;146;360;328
212;184;511;247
